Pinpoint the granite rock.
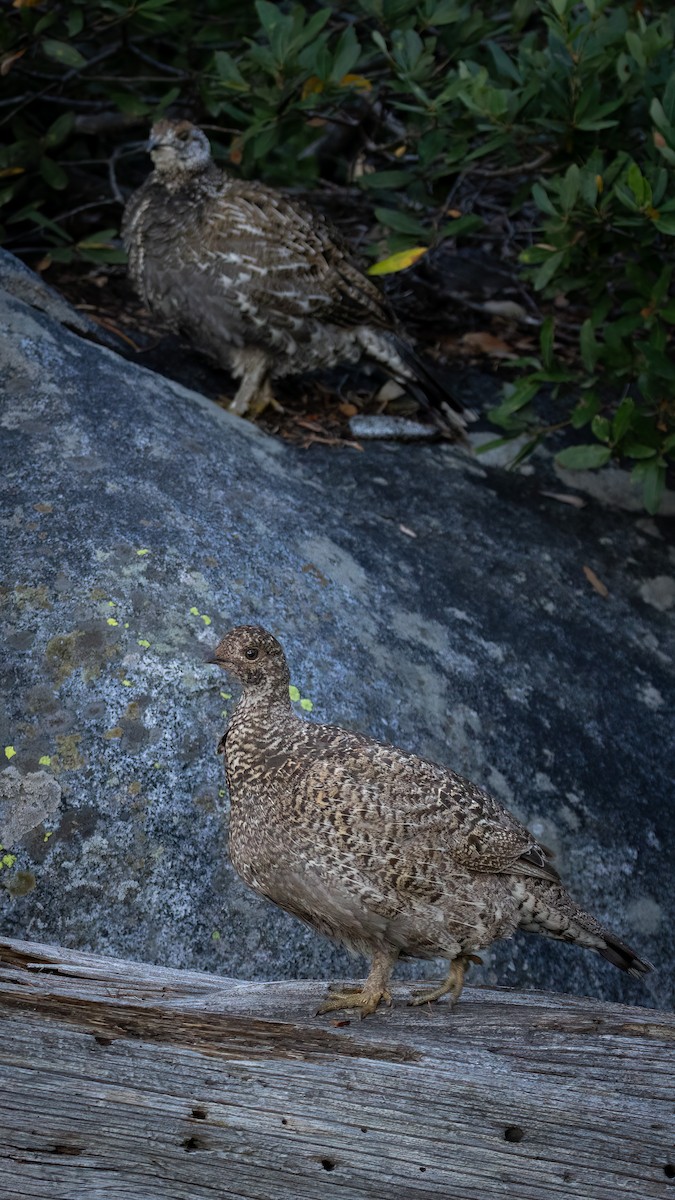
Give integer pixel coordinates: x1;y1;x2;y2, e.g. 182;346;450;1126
0;250;672;1010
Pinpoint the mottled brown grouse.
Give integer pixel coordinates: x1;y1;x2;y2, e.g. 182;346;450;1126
209;625;651;1017
122;119;467;433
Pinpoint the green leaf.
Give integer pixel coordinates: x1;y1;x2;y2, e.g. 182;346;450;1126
330;25;361;82
41;39;87;70
663;74;675;125
626;162;650;207
540;316;554;369
532;182;557;216
649;98;674;139
213;50;248;90
44;113;74;149
532;250;565;291
579;319;600;372
555;444;612;470
39;157;68;190
438;215;483;238
485;40;521;84
591;415;611;443
632;460;666;514
655;215;675;235
625;30;646;69
623;442;657;459
571;393;601;428
358;170;414;189
612;397;635;442
374;207;428;235
560;163;580;212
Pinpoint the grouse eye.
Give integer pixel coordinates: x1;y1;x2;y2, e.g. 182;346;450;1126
244;647;259;660
177;130;190;142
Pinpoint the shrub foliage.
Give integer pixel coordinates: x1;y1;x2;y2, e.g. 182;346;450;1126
1;0;674;509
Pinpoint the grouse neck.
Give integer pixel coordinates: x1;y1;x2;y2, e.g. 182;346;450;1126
236;680;294;718
155;161;220;195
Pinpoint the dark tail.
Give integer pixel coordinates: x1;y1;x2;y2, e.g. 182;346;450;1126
599;932;653;979
390;335;471;441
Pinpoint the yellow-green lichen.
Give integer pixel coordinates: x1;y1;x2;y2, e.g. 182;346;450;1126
4;746;16;760
53;734;85;772
38;755;51;766
4;869;36;897
15;584;51;611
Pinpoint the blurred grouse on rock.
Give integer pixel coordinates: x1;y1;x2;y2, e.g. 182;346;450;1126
123;119;467;434
209;625;651;1017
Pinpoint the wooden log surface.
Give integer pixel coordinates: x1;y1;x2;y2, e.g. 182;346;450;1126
0;936;672;1200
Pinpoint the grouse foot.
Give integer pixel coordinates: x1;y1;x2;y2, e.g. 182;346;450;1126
316;985;392;1018
316;948;396;1018
408;954;480;1008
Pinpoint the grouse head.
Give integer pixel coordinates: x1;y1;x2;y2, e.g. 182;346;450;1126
208;625;291;697
147;119;212;178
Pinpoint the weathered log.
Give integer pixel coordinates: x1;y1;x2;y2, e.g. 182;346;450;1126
0;936;672;1200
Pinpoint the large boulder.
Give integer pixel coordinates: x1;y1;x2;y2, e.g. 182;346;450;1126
0;251;672;1010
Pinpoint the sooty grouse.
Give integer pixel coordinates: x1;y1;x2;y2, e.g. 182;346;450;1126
209;625;651;1017
122;119;467;434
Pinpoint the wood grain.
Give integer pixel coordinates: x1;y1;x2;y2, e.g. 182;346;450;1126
0;936;672;1199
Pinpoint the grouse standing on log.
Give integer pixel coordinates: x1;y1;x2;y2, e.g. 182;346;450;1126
122;119;467;434
209;625;651;1018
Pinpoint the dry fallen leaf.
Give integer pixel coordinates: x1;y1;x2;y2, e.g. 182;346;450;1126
482;299;529;322
540;491;587;508
461;331;517;359
583;565;609;598
1;48;26;74
399;524;417;538
338;401;358;417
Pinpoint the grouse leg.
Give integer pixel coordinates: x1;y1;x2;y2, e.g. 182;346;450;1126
317;947;397;1018
408;954;476;1008
228;348;279;416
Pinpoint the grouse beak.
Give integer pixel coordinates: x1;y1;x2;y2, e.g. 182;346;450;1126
205;650;221;665
147;134;161;153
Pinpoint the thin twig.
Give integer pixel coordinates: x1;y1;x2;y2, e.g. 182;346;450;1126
465;150;553;178
128;43;190;78
108;144;127;206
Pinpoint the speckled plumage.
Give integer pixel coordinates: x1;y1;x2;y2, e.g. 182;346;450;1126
122;120;466;433
210;625;650;1015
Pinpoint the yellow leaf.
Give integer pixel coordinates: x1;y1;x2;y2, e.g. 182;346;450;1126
341;74;371;91
595;174;604;193
302;75;323;99
302;73;371;100
367;247;427;276
0;167;25;178
13;0;43;7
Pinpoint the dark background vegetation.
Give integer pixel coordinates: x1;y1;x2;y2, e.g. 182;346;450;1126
1;0;674;509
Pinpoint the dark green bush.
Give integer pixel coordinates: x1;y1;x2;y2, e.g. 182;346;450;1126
1;0;674;509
